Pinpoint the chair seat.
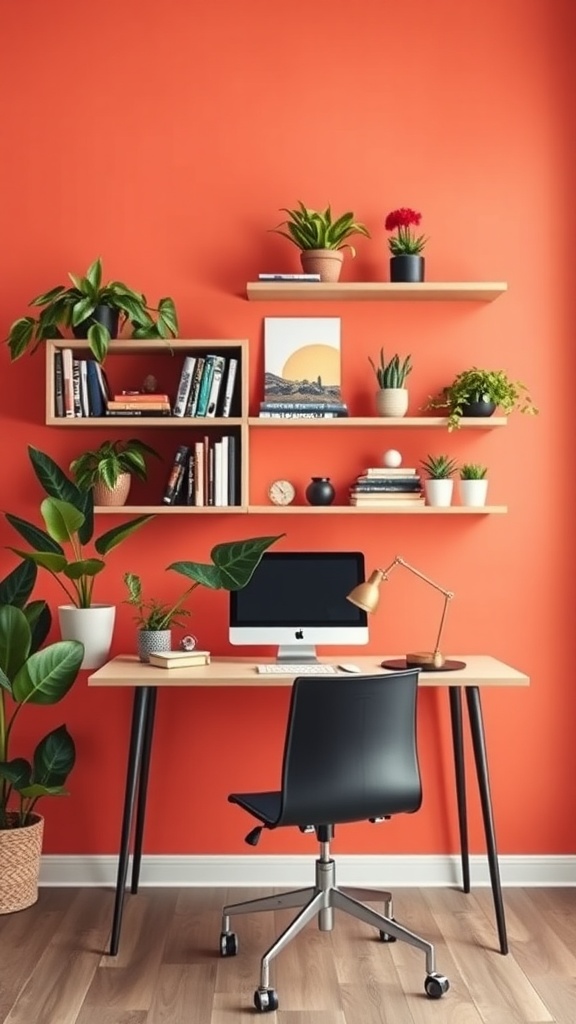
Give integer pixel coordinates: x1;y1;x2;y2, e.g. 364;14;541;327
229;790;281;825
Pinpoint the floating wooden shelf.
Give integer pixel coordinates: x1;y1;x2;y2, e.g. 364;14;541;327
246;505;507;515
94;505;248;515
246;281;507;302
248;416;507;429
47;416;244;428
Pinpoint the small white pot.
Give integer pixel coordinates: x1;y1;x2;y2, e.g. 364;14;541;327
375;388;409;417
460;479;489;507
58;604;116;670
424;479;454;507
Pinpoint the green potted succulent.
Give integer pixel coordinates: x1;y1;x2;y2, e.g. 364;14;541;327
459;463;489;508
423;367;538;431
123;571;192;661
0;560;84;913
270;202;371;282
70;439;160;508
369;348;412;417
4;446;154;669
5;257;179;364
420;454;457;507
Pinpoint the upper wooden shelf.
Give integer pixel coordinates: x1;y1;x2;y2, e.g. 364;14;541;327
246;282;507;302
248;416;507;429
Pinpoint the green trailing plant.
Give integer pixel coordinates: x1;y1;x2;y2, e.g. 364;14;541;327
70;439;160;492
271;202;370;256
0;561;84;829
4;446;154;609
423;367;538;430
459;463;487;480
369;349;412;389
5;257;179;364
420;454;458;479
124;535;285;632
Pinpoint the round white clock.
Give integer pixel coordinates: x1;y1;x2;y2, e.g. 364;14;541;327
268;479;296;506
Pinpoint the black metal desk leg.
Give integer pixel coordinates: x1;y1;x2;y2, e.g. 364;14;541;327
131;686;158;894
108;686;151;957
449;687;470;893
465;686;509;955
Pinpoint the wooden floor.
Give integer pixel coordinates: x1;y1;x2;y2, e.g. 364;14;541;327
0;886;575;1023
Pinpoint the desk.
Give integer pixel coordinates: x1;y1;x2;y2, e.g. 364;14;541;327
89;654;529;957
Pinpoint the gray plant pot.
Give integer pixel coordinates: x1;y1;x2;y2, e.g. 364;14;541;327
137;629;172;662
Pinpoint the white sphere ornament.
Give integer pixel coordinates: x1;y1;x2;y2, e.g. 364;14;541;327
383;449;402;468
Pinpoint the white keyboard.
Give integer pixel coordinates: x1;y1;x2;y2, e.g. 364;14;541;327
256;663;336;675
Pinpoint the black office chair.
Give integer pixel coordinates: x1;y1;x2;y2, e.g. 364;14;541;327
219;670;449;1013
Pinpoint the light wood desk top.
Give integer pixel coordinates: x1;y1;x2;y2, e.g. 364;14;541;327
88;654;529;689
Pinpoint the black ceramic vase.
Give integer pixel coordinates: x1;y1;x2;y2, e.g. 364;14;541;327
72;303;120;339
305;476;335;506
390;254;425;283
461;399;496;418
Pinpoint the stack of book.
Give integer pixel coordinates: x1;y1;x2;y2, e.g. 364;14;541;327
163;436;238;506
257;273;321;283
259;401;348;419
148;650;211;669
349;466;424;507
173;354;238;418
106;392;171;417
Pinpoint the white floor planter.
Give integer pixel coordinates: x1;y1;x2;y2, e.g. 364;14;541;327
460;479;489;507
58;605;116;670
375;388;409;417
424;479;454;507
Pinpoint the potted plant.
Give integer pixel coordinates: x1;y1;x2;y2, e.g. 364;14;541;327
459;463;488;507
0;561;84;914
124;534;284;661
420;453;457;507
70;439;160;507
270;202;371;282
423;367;538;431
4;446;154;669
385;207;428;282
4;257;179;364
369;348;412;417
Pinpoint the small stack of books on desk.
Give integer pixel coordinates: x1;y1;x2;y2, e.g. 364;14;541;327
148;650;211;669
259;401;348;419
349;466;424;507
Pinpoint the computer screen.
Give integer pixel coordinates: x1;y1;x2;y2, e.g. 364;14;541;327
229;551;368;661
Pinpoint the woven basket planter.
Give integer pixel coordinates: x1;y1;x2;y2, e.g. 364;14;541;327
0;813;44;914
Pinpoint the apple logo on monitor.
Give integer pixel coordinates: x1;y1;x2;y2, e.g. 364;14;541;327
295;629;304;639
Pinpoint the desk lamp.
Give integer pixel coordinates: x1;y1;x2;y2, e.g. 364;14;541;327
346;555;455;670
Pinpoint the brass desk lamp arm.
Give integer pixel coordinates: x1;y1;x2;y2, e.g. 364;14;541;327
377;556;455;658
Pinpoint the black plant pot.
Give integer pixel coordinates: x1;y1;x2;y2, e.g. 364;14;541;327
461;399;496;418
305;476;335;506
72;303;120;339
390;255;425;283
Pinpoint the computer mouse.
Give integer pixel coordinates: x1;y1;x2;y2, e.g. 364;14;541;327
338;663;362;673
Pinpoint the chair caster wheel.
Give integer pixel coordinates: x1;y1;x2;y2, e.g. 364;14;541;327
425;973;450;999
219;932;238;957
254;987;279;1012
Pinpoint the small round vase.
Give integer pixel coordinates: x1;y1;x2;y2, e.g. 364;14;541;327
390;255;425;283
305;476;335;506
138;629;172;663
72;303;120;339
461;399;496;418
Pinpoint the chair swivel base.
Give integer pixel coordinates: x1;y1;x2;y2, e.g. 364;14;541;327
220;852;450;1012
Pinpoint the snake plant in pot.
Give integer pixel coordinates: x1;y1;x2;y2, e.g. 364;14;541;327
4;446;155;669
271;202;370;282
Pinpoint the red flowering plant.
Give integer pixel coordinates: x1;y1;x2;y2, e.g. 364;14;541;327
385;208;427;255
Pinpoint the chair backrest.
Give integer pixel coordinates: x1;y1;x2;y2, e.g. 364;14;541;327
277;670;422;828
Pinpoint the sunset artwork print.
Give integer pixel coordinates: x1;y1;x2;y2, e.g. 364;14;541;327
263;317;342;403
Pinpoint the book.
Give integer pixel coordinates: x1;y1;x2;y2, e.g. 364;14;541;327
148;650;211;669
227;434;237;505
113;392;171;402
61;348;75;417
221;357;238;417
173;355;196;417
79;361;90;417
86;361;105;417
54;350;64;417
163;445;190;504
106;400;171;411
352;483;423;493
206;354;226;417
105;409;170;417
260;401;348;412
364;467;417;476
94;362;111;404
258;273;321;281
264;317;342;405
72;360;83;417
259;411;341;419
185;357;205;416
195;356;216;416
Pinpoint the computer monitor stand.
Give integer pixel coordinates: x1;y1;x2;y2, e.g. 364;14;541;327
277;644;318;662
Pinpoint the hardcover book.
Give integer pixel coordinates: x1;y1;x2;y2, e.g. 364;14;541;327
263;317;342;404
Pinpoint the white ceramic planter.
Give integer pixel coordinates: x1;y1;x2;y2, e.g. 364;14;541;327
375;388;409;417
459;479;489;507
424;479;454;507
58;604;116;670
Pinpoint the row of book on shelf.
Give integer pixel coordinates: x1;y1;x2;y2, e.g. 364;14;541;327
349;466;424;507
163;436;238;507
53;349;238;419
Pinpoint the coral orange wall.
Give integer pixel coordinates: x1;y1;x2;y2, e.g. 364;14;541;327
1;0;575;857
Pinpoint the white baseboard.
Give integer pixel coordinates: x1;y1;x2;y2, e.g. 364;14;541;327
39;854;576;888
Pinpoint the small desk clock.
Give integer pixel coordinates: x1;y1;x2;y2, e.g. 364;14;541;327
268;479;296;506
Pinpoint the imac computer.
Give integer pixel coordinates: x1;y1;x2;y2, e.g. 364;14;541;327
229;551;368;662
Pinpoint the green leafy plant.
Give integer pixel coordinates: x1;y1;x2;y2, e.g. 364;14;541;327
70;439;160;492
123;572;191;631
420;454;457;479
271;202;370;256
4;446;154;608
369;349;412;388
460;463;487;480
5;257;179;364
423;367;538;430
0;561;84;829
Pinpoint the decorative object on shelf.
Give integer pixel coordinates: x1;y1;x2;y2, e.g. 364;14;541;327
4;257;179;365
383;448;403;468
142;374;159;393
420;454;457;507
268;480;296;506
4;446;154;668
423;367;538;430
70;439;160;507
305;477;336;505
264;317;342;406
385;208;427;282
270;202;370;282
369;348;412;417
0;561;83;913
459;463;488;508
346;554;459;670
180;633;198;651
123;572;192;662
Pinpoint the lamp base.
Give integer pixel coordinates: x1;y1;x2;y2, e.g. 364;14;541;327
406;650;445;669
380;658;467;673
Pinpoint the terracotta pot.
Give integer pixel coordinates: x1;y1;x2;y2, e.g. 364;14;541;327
93;473;131;506
300;249;344;282
0;814;44;914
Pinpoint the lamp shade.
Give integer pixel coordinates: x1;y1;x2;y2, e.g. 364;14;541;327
346;570;384;613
